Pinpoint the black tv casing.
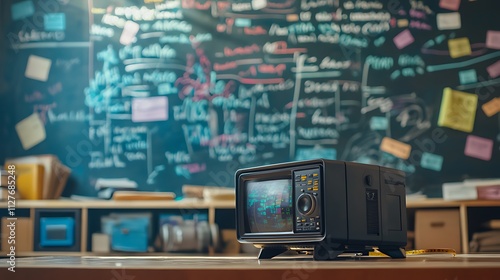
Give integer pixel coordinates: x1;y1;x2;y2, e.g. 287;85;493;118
235;159;407;260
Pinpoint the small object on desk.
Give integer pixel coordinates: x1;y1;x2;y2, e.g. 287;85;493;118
112;191;176;200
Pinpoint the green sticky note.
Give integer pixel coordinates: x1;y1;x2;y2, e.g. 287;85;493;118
459;69;477;85
420;152;443;171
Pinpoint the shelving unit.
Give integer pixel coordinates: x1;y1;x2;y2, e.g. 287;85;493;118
0;199;235;256
1;198;499;256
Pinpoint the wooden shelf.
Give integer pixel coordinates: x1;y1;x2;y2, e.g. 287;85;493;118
0;198;235;209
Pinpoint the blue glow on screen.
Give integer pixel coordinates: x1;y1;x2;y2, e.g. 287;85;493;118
246;179;293;233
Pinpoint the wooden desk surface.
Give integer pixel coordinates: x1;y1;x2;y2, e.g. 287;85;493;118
2;254;500;280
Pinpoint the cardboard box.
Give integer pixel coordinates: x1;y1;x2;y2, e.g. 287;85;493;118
1;217;34;253
415;209;461;252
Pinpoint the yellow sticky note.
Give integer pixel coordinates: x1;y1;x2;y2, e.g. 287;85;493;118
438;87;478;132
15;113;46;150
482;97;500;117
397;19;409;28
25;55;51;82
448;37;471;58
380;137;412;160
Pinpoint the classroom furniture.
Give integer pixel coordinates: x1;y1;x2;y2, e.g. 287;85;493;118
1;199;500;256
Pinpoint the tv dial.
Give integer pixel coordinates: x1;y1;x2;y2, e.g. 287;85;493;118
297;193;316;216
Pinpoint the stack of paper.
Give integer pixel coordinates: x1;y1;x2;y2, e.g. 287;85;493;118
442;178;500;201
4;155;71;199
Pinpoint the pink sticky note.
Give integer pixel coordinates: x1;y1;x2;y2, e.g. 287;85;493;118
486;31;500;50
132;96;168;122
487;60;500;78
393;29;414;49
464;135;493;161
440;0;460;11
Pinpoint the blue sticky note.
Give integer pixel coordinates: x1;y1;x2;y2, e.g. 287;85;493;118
295;148;336;161
11;1;35;21
235;18;251;27
420;152;444;171
370;117;388;130
459;69;477;85
44;13;66;31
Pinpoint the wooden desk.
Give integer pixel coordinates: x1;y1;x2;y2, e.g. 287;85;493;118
1;254;500;280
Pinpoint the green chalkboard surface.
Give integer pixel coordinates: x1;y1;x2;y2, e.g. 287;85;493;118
1;0;499;197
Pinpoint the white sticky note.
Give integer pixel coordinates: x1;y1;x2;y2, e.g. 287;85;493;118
486;31;500;50
252;0;267;10
437;13;461;30
119;21;140;45
25;55;52;82
15;113;46;150
132;96;168;122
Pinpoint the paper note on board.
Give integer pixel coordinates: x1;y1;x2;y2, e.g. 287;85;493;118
486;31;500;50
420;152;444;172
119;21;140;45
11;0;35;21
132;96;168;122
25;55;52;82
486;60;500;78
464;135;493;161
393;29;414;49
44;13;66;31
458;69;477;85
370;117;388;130
437;13;461;30
448;37;471;58
252;0;267;10
482;98;500;117
15;113;46;150
439;0;461;11
437;88;478;133
380;137;412;160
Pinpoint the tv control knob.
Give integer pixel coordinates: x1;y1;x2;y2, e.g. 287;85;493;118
297;193;316;215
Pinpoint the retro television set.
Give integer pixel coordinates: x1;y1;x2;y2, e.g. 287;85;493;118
235;159;407;260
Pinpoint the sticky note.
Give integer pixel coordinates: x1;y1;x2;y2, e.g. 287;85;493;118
15;113;46;150
235;18;251;27
397;19;409;28
439;0;460;11
486;31;500;50
25;55;52;82
420;152;444;171
44;13;66;31
459;69;477;85
438;88;478;133
132;96;168;122
286;14;299;22
464;135;493;161
252;0;267;10
482;98;500;117
370;116;388;130
486;60;500;78
119;20;140;45
380;137;412;160
437;13;461;30
393;29;414;49
11;1;35;21
448;37;471;58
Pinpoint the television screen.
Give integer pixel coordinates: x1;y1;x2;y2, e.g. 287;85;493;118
245;179;293;233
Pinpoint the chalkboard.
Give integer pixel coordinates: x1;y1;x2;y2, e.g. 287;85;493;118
1;0;499;198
